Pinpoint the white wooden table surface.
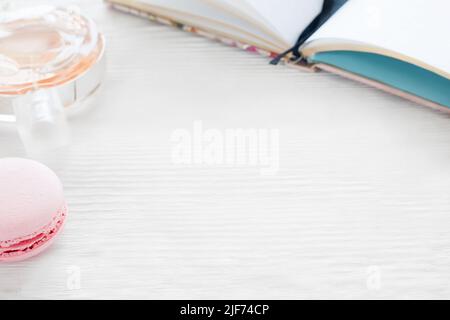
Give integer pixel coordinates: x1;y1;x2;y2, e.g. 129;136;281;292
2;0;450;299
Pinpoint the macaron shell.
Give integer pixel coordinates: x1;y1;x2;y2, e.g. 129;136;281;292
0;205;67;262
0;158;65;242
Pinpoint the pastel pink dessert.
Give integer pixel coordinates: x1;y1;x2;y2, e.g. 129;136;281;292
0;158;67;262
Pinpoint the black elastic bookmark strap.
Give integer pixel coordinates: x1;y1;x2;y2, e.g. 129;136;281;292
270;0;348;65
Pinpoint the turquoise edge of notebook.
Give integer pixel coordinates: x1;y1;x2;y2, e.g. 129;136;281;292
310;51;450;109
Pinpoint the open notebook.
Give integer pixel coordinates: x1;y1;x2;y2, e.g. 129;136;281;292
107;0;450;111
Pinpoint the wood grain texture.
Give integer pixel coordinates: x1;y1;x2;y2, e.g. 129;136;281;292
2;0;450;299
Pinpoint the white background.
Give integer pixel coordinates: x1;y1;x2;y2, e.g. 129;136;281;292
1;0;450;299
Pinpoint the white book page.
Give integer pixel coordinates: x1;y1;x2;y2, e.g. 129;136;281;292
209;0;277;35
244;0;324;45
305;0;450;76
136;0;286;49
114;0;325;50
203;0;289;47
213;0;261;18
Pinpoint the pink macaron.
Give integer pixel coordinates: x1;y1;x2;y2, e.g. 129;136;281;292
0;158;67;262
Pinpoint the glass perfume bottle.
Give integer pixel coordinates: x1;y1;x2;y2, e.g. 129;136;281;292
0;5;105;154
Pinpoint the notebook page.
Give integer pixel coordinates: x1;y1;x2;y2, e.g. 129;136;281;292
205;0;287;44
244;0;324;46
211;0;275;33
213;0;260;18
306;0;450;77
137;0;286;49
